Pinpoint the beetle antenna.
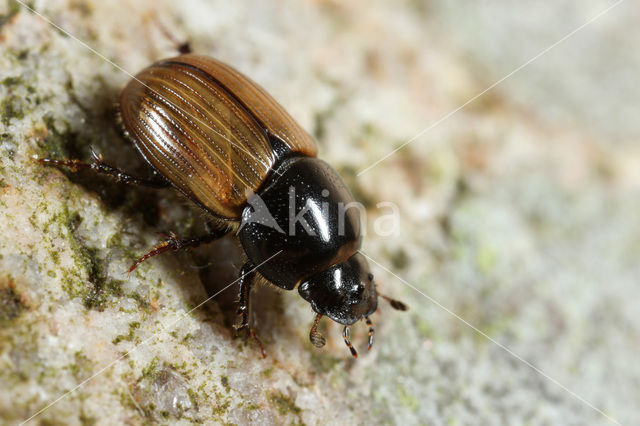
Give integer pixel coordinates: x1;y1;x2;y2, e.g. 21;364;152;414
343;326;358;358
379;294;409;311
309;314;326;348
365;316;374;351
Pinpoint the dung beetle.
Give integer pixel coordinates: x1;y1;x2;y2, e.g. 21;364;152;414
39;52;407;358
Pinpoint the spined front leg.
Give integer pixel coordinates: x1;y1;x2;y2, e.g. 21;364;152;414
234;262;267;358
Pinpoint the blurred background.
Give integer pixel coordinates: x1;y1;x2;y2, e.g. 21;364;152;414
0;0;638;424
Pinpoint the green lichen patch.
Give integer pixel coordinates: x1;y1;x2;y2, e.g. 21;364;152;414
1;94;25;125
141;357;160;380
396;385;419;413
126;291;151;312
50;204;124;310
81;268;124;311
0;316;40;384
210;397;231;419
38;116;83;160
220;375;230;392
112;321;141;344
67;238;124;311
67;351;93;381
0;2;21;28
310;90;345;144
309;348;341;374
186;387;200;412
387;247;409;270
268;390;302;416
1;75;23;87
78;410;97;426
261;367;273;379
0;279;27;324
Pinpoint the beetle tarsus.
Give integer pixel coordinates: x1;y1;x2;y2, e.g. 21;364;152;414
234;323;267;358
365;316;374;351
234;262;267;358
343;326;358;358
250;327;267;358
36;153;170;188
128;230;227;273
128;239;172;273
236;263;256;331
309;314;326;348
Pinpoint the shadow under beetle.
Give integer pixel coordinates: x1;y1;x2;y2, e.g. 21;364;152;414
39;49;407;358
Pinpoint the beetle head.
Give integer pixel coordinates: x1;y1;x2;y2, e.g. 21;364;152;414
298;252;378;325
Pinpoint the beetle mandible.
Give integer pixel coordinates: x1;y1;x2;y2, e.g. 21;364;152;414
39;51;407;358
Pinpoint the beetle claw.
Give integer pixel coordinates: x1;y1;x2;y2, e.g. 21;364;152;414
343;326;358;358
365;316;374;351
234;324;267;358
127;230;223;273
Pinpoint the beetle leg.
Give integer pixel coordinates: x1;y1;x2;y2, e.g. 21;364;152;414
365;316;374;351
248;328;267;359
128;229;228;273
379;293;409;311
234;262;267;358
36;149;170;188
235;262;256;334
309;314;326;348
343;326;358;359
153;17;191;54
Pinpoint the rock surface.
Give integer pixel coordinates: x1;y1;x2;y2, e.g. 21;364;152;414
1;0;639;425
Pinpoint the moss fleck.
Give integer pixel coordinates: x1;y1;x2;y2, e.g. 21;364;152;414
48;249;60;265
220;375;230;392
112;321;141;344
127;291;150;312
80;246;124;310
268;391;301;416
0;2;21;27
39;116;83;159
210;398;231;417
67;351;93;381
52;205;124;310
245;402;261;411
186;387;199;411
141;357;160;380
396;385;419;412
1;96;25;125
79;410;97;426
476;246;497;274
309;350;341;374
1;76;22;86
0;280;26;323
388;248;409;270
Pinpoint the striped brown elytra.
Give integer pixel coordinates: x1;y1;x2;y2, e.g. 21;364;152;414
39;52;407;358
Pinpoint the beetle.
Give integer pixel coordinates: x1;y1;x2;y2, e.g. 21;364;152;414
39;52;407;358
